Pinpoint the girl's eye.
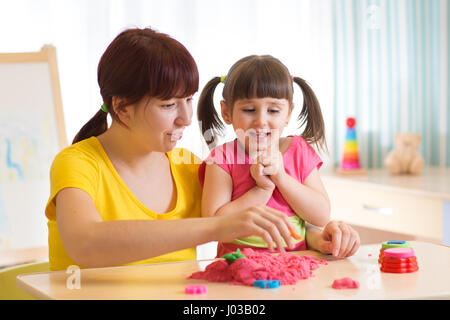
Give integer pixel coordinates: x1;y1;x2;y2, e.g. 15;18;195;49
161;103;176;109
242;108;255;112
269;109;280;113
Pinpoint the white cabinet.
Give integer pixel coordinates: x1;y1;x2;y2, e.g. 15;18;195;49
322;167;450;245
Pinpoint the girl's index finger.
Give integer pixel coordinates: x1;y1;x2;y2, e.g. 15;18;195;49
331;227;342;257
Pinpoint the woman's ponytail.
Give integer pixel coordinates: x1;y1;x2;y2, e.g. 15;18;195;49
197;77;224;149
293;77;328;153
72;109;108;144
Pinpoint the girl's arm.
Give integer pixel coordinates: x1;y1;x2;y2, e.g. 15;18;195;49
271;165;330;227
201;163;274;217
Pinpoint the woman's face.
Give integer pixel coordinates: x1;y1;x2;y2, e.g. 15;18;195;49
128;95;194;153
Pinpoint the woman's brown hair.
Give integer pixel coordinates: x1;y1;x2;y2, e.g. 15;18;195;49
72;27;199;144
197;55;327;152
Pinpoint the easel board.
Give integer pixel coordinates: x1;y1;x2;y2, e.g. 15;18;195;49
0;45;67;252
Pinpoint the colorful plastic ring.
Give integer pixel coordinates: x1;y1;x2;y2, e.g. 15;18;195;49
383;248;415;259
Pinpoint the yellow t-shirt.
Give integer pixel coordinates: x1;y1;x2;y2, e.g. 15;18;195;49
45;137;202;271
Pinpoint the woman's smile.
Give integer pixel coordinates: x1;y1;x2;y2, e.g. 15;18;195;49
168;130;184;141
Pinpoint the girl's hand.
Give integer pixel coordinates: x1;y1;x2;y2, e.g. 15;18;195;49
250;161;275;191
213;204;296;252
315;221;360;258
257;151;286;185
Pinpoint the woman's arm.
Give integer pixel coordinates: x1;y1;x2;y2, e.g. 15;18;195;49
57;187;296;268
57;187;215;267
201;163;274;217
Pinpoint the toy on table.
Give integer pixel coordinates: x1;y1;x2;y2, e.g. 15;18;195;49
289;228;302;240
378;240;411;264
185;284;208;294
336;117;367;175
253;280;281;289
331;277;360;289
222;248;246;264
380;247;419;273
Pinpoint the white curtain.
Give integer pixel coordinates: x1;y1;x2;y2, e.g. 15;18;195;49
0;0;336;168
332;0;450;169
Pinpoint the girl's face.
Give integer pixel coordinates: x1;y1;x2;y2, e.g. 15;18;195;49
221;97;292;156
126;95;194;153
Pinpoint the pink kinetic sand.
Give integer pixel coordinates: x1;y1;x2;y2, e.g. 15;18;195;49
188;248;328;286
185;285;207;294
331;277;360;289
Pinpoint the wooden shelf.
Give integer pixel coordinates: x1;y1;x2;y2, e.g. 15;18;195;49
321;167;450;245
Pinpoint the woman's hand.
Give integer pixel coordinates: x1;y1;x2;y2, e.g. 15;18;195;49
308;221;360;258
213;204;297;252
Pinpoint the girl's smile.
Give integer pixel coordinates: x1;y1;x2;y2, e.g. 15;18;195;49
221;97;292;155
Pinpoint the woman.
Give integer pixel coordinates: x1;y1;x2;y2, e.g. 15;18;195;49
45;27;360;271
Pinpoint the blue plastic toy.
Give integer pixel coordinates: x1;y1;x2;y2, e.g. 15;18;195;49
253;280;281;289
387;240;406;245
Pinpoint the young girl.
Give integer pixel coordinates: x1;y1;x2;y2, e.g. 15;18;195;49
197;55;332;257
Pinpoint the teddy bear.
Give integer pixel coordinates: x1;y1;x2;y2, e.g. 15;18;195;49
384;132;424;175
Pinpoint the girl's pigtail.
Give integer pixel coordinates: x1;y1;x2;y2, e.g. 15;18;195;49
197;77;224;149
293;77;328;153
72;108;109;144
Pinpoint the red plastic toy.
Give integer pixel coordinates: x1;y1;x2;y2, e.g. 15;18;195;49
378;240;412;264
380;248;419;273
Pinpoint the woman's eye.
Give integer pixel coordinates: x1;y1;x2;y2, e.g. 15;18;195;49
242;108;254;112
161;103;176;108
269;109;280;113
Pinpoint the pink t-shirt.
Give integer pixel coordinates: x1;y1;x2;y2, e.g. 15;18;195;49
198;135;323;217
